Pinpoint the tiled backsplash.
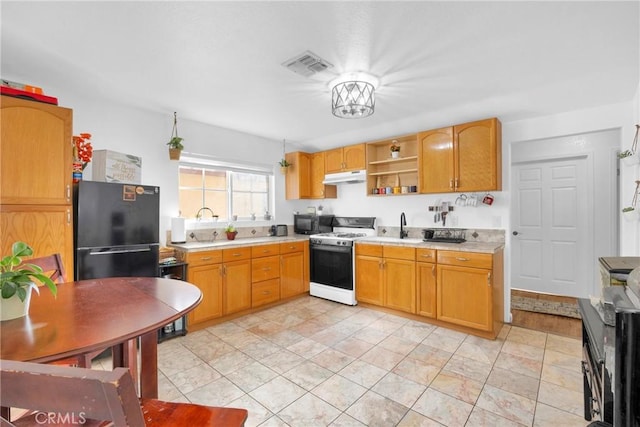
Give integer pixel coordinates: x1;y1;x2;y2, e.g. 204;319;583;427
167;225;278;244
378;226;505;243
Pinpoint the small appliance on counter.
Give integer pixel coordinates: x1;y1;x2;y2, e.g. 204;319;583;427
269;224;288;236
422;228;466;243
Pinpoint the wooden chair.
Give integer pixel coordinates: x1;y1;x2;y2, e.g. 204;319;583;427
0;359;248;426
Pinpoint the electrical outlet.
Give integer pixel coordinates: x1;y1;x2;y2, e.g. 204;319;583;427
189;232;195;239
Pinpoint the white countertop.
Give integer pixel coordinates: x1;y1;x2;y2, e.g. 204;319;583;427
355;236;504;254
169;234;503;254
168;235;308;252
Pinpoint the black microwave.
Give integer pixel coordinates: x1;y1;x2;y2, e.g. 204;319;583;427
294;214;333;235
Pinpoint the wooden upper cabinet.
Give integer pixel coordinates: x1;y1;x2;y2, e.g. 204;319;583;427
454;118;502;192
1;96;72;205
285;151;336;200
418;127;454;193
310;152;336;199
325;143;366;173
419;118;501;194
284;151;312;200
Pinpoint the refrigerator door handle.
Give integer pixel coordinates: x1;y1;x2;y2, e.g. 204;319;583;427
89;248;152;255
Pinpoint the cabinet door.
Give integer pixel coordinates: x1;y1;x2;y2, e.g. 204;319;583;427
324;148;344;174
454;118;501;192
310;152;337;199
1;97;72;205
285;152;312;200
252;255;279;283
1;205;74;277
437;264;492;331
223;259;252;314
343;143;366;171
419;127;454;193
384;258;416;314
187;263;223;324
281;251;304;298
417;262;437;318
355;255;383;305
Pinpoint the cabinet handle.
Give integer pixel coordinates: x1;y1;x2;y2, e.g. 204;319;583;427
263;249;270;253
455;257;470;262
66;184;71;202
232;253;241;257
262;291;271;295
200;256;213;261
67;209;71;225
263;267;271;271
449;179;454;190
454;178;459;189
487;272;492;286
432;265;436;275
420;254;432;259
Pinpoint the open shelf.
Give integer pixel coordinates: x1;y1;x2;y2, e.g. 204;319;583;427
366;134;419;196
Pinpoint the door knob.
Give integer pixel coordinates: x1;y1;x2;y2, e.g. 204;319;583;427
512;231;519;236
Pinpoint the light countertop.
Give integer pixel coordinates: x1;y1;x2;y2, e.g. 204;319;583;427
169;235;503;254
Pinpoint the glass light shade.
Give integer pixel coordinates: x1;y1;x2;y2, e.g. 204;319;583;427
331;80;375;118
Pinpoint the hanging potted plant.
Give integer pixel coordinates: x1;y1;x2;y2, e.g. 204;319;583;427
1;242;57;321
278;139;291;174
618;124;639;166
167;112;184;161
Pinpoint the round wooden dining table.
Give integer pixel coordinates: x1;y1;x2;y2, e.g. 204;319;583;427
0;277;202;399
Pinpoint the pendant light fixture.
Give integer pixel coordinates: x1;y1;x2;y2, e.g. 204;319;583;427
331;72;378;119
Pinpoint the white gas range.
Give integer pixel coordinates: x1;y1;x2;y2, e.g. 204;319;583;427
309;217;376;305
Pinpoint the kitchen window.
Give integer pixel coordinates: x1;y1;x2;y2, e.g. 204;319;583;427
178;155;273;221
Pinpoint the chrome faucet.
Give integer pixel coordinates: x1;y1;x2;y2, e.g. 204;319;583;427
195;207;215;221
400;212;408;239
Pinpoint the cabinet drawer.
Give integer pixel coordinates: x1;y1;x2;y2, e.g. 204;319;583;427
252;278;280;307
383;245;415;261
252;243;280;258
416;248;436;262
252;255;280;282
437;250;492;269
356;243;383;257
183;250;222;267
223;246;252;262
280;240;305;254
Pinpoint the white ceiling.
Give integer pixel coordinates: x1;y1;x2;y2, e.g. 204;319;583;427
2;1;638;151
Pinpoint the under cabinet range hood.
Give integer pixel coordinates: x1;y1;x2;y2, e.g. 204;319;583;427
322;170;366;184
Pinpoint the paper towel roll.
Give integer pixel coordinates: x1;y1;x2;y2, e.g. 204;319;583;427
171;217;186;243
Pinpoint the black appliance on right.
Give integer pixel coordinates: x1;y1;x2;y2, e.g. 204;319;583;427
579;258;640;426
73;181;160;280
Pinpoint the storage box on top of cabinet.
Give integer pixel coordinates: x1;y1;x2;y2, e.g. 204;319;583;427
92;150;142;184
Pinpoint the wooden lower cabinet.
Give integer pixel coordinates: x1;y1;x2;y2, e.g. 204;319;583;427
252;278;280;307
281;251;304;298
416;248;437;318
383;246;416;314
355;245;384;305
0;204;74;279
355;244;503;338
223;247;252;315
436;250;502;334
355;244;415;313
186;262;223;324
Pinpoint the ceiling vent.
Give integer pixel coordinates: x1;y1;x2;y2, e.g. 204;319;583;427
282;51;333;77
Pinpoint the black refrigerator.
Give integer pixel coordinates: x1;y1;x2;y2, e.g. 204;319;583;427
74;181;160;280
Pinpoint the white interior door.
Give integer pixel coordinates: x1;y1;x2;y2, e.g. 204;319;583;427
511;157;590;297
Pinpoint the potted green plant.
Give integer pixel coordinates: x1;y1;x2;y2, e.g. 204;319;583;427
168;112;184;160
390;140;400;158
225;224;238;240
1;242;57;321
279;158;291;174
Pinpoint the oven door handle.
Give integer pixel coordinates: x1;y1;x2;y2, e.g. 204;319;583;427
310;245;352;254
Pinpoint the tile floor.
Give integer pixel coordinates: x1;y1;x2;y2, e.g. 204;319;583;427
97;296;589;426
